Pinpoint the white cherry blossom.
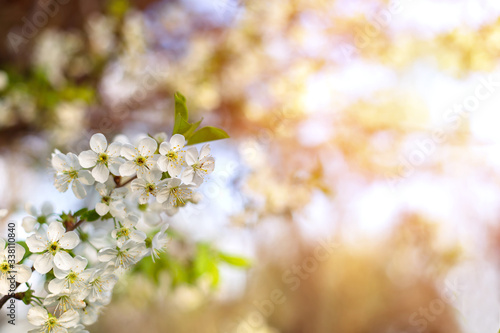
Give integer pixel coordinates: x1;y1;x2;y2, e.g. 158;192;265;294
28;307;79;333
86;267;118;303
181;144;215;186
52;152;95;199
157;134;186;177
95;182;127;218
110;214;146;246
98;240;147;270
26;222;80;274
22;202;55;233
119;137;158;177
149;224;170;263
78;133;124;183
48;255;91;295
130;170;167;204
43;290;86;315
157;178;195;209
0;238;31;294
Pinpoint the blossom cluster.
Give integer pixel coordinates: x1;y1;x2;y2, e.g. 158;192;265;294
2;132;215;332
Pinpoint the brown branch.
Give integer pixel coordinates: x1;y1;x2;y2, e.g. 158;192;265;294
0;282;23;309
66;219;84;232
117;175;137;188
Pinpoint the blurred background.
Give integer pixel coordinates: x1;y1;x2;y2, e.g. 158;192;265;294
1;0;500;332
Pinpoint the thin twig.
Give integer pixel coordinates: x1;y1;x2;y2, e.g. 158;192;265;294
0;282;23;309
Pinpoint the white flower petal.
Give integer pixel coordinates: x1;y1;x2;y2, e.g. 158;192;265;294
53;265;69;279
52;154;69;172
156;189;169;204
106;142;122;156
138;192;149;204
203;157;215;173
90;133;107;154
14;243;25;263
199;143;211;159
78;170;95;186
185;147;198;165
22;216;38;233
108;159;122;175
15;264;32;283
67;153;81;170
48;277;66;294
27;306;49;326
181;168;195;185
156;155;168;172
159;140;172;155
34;252;54;274
58;309;80;328
137;137;157;156
26;233;46;253
98;249;117;262
47;222;65;242
119;161;137;177
95;183;109;197
170;134;186;150
131;230;147;243
95;203;110;216
78;150;98;168
72;255;88;272
54;251;74;270
54;174;71;192
167;161;183;177
72;180;87;199
59;231;80;250
120;144;137;160
92;163;109;183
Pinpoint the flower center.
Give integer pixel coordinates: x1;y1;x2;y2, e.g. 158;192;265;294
0;262;9;273
116;228;130;238
66;170;78;179
90;277;104;293
48;242;60;254
68;272;78;283
135;156;146;166
102;196;111;204
46;317;59;329
167;151;177;160
146;183;156;193
99;153;109;163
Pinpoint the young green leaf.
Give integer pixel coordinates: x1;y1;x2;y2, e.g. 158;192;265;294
174;91;188;120
218;253;251;268
187;126;229;145
82;209;100;222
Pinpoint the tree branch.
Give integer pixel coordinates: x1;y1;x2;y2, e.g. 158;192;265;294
117;175;136;188
0;283;23;309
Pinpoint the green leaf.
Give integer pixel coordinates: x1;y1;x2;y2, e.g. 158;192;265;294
82;209;100;222
174;91;188;120
22;288;34;305
194;244;211;277
187;126;229;145
172;92;190;135
208;262;220;288
16;241;32;263
182;117;203;139
74;208;88;217
218;253;251;268
172;115;192;136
